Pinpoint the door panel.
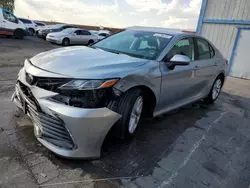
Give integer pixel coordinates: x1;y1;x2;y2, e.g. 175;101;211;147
71;30;81;44
193;38;218;97
80;30;92;45
158;62;196;111
158;37;197;111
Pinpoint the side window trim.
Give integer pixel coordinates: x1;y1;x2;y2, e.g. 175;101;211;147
209;43;215;58
193;37;199;61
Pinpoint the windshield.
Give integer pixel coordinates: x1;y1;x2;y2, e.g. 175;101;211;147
61;28;76;33
93;30;173;60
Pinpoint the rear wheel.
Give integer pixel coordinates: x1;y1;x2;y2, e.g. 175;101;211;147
62;38;70;46
28;28;35;36
13;29;24;39
204;75;224;104
108;89;143;139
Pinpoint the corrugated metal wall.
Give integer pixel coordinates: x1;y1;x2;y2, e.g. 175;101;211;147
200;0;250;60
204;0;250;20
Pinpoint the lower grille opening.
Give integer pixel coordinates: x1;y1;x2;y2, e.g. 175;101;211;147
18;82;75;150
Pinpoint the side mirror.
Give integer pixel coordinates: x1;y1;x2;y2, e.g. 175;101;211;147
73;33;77;36
167;54;190;69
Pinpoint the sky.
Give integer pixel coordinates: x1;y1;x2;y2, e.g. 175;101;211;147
14;0;202;30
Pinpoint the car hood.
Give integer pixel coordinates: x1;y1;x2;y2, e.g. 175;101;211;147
30;46;148;79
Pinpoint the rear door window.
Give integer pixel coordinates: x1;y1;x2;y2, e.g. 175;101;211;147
196;38;214;60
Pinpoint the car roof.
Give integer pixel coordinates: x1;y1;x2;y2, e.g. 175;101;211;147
126;26;194;36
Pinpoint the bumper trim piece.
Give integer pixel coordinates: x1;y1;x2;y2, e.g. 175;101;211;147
14;82;75;150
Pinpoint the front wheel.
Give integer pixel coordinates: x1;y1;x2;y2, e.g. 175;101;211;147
108;89;144;139
204;75;223;104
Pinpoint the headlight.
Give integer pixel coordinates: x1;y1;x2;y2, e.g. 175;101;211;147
59;79;119;90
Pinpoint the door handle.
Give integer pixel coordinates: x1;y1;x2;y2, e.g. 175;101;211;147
193;66;199;71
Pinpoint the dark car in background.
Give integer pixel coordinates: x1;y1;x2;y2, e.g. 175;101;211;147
37;24;76;40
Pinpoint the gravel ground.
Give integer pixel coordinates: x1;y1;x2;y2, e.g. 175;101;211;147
0;36;250;188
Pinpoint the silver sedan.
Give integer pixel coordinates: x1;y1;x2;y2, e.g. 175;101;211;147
46;28;98;46
12;26;228;158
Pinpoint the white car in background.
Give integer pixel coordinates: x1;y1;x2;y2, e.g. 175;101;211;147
46;28;98;46
90;30;110;40
18;18;37;35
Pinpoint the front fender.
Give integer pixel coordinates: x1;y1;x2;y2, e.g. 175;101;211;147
114;68;161;104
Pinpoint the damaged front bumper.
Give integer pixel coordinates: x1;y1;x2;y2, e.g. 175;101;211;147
11;63;121;158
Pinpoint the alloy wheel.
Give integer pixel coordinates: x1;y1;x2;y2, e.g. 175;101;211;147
128;96;143;134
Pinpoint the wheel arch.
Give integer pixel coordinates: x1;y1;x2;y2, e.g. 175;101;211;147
217;72;225;85
28;27;35;32
62;37;70;45
126;85;157;118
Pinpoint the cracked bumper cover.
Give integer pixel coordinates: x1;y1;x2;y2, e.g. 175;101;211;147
11;65;121;158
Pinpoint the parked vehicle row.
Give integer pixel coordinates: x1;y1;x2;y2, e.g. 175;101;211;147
18;18;46;35
0;7;110;44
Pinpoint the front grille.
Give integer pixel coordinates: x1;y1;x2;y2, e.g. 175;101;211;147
18;82;75;150
25;73;71;92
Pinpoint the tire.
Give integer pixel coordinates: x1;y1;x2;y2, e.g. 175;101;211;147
204;75;224;104
13;29;24;39
108;89;144;139
28;28;35;36
62;38;70;46
87;40;94;46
